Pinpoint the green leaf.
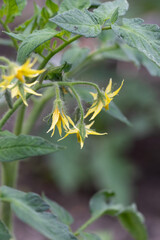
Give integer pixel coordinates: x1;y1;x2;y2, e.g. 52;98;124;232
112;18;160;68
0;221;11;240
50;9;102;37
80;232;101;240
4;31;26;41
118;205;148;240
43;196;74;225
46;0;59;14
93;0;129;23
90;0;101;7
3;0;27;23
107;102;131;126
61;46;90;71
89;190;148;240
17;29;58;63
89;190;122;217
59;0;91;13
110;8;119;24
0;186;77;240
0;133;63;162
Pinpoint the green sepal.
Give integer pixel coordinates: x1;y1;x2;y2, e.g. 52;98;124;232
4;89;13;109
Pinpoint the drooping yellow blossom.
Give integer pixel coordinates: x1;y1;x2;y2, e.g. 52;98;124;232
1;58;45;84
85;79;124;120
59;121;107;149
0;58;45;105
47;106;74;137
9;81;42;106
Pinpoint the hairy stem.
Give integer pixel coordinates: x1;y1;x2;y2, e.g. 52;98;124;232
38;35;81;70
69;85;84;123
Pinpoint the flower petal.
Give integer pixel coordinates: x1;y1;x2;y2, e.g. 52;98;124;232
105;78;112;94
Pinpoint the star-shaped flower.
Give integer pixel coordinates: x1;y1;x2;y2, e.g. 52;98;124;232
59;121;107;149
85;79;123;120
47;105;74;137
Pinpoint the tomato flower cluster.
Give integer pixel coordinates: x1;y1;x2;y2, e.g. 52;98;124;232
0;58;123;148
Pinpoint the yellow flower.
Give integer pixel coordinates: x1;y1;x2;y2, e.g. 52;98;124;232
2;58;45;84
85;79;124;120
0;58;45;105
9;81;42;106
59;121;107;149
47;106;74;137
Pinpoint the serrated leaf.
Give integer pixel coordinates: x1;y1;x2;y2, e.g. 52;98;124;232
118;205;148;240
93;0;129;23
61;46;90;71
112;18;160;68
59;0;91;13
89;190;122;216
107;102;131;126
0;187;77;240
43;196;74;225
0;221;11;240
3;0;27;23
50;9;102;37
0;133;63;162
17;29;58;63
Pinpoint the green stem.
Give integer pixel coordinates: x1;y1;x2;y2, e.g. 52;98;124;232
14;104;26;135
74;213;103;236
0;80;102;129
0;19;18;50
38;35;81;70
69;85;84;123
1;104;25;230
0;56;11;65
22;88;55;134
1;162;19;230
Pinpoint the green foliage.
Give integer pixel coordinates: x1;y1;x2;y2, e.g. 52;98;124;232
0;186;77;240
1;0;27;23
80;232;101;240
93;0;129;23
46;0;59;15
17;29;59;63
61;46;90;71
0;221;11;240
107;102;131;126
43;196;74;225
112;18;160;67
118;205;148;240
0;132;63;162
59;0;91;13
89;190;148;240
50;9;102;37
